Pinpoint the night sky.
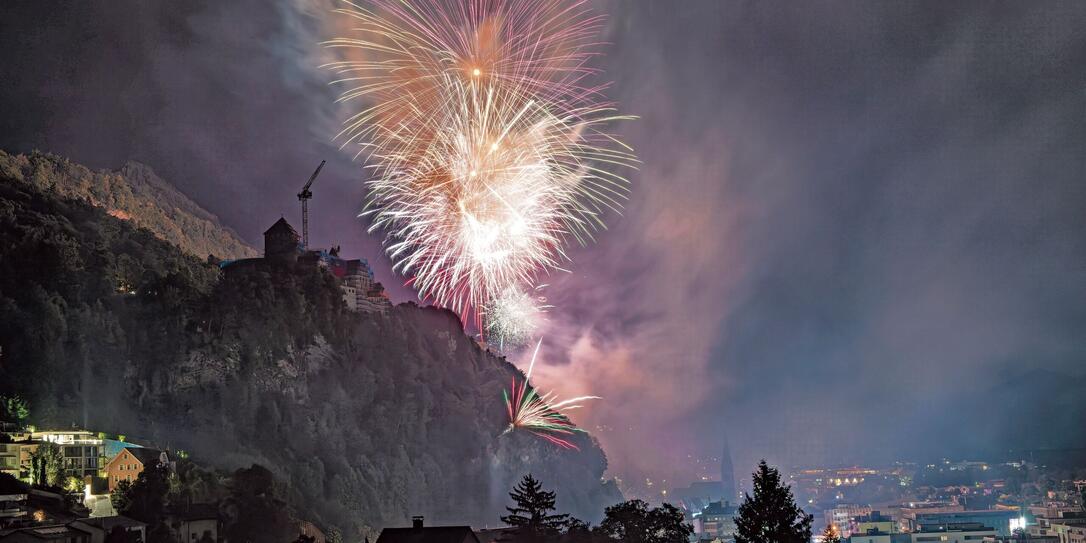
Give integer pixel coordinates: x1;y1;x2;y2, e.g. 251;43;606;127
2;1;1084;489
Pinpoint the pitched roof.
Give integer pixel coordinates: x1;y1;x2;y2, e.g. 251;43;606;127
70;515;147;531
167;503;220;521
701;500;737;516
376;526;480;543
109;447;165;468
0;473;29;495
264;217;299;237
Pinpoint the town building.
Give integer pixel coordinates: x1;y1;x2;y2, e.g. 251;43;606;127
908;523;997;543
910;510;1021;537
0;475;28;529
826;505;872;538
104;448;169;492
1048;521;1086;543
0;442;19;480
984;535;1059;543
1029;513;1086;543
31;431;103;479
68;516;147;543
0;523;91;541
671;482;727;515
899;503;966;533
855;510;897;535
693;501;738;542
165;503;219;543
375;517;481;543
848;531;910;543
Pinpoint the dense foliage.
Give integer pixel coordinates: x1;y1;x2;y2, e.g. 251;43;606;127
0;161;618;541
734;461;813;543
500;475;692;543
113;459;304;543
594;500;691;543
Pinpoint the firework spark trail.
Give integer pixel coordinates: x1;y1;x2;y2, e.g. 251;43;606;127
324;0;636;328
502;340;600;449
483;284;551;350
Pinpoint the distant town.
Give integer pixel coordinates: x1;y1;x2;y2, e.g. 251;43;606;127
663;449;1086;543
4;406;1084;543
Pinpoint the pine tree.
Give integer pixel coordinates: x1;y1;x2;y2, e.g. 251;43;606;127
820;524;841;543
734;460;813;543
501;474;570;541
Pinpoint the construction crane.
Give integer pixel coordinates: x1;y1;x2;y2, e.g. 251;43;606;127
297;160;326;249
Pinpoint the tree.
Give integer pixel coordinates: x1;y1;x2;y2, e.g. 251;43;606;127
111;480;133;512
120;463;171;528
64;475;84;493
734;460;813;543
30;441;64;487
501;474;570;541
0;395;29;423
820;524;841;543
596;500;692;543
222;464;296;543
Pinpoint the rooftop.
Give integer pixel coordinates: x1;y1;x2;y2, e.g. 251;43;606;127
376;526;481;543
71;515;147;530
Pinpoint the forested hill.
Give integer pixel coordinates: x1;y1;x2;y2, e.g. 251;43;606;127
0;162;619;542
0;150;258;260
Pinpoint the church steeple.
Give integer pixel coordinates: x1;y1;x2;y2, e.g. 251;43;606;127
721;432;737;502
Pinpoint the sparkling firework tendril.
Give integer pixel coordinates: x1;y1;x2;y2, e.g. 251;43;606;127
502;340;600;450
324;0;636;327
483;284;550;351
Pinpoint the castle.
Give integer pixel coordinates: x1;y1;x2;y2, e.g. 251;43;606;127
223;217;391;313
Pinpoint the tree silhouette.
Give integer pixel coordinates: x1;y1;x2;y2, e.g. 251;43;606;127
820;524;841;543
596;500;692;543
501;474;570;541
734;460;813;543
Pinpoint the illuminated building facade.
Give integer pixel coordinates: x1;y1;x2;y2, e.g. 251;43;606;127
825;504;871;538
33;430;103;479
910;510;1020;537
693;501;739;542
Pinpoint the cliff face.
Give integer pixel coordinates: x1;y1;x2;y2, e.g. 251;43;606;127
0;157;620;542
140;304;619;537
0;150;258;260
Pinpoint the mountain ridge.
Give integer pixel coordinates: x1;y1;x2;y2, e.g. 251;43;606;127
0;149;258;260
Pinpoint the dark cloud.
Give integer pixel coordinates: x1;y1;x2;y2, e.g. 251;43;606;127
0;0;412;298
2;1;1084;487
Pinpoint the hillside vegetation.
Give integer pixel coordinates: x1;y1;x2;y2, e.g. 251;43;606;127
0;150;258;260
0;162;619;542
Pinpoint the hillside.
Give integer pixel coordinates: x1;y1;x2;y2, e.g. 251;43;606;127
0;160;620;542
0;150;258;260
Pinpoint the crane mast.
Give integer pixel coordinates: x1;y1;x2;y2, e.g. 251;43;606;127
297;160;326;249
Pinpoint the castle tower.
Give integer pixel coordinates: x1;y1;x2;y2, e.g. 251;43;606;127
263;217;300;263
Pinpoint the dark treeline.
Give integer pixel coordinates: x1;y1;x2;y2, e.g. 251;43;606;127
499;461;812;543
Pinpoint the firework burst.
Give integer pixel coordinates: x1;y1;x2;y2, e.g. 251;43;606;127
483;284;550;351
324;0;635;326
502;340;599;449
